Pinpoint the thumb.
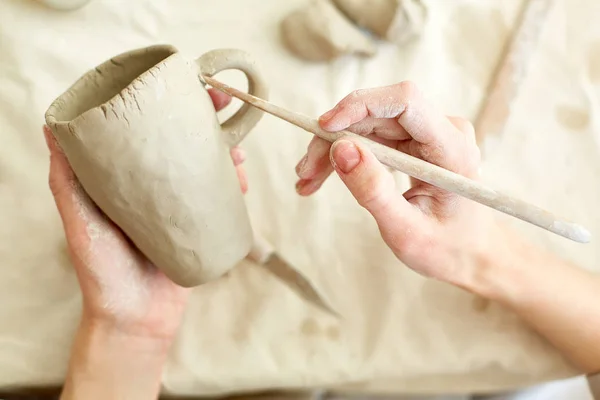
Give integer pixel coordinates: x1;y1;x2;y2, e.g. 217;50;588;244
43;126;100;238
329;139;426;246
44;126;77;203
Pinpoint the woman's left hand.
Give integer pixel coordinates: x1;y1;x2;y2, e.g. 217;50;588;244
49;89;246;400
45;89;245;341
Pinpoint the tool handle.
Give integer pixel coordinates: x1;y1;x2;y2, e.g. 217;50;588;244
201;75;591;244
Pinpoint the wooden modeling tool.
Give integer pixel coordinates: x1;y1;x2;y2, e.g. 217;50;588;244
475;0;555;151
201;75;591;244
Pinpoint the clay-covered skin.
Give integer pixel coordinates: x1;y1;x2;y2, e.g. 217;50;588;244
35;0;92;11
45;45;268;287
280;0;376;62
332;0;427;44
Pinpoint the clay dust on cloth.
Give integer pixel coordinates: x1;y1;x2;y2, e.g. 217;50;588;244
0;0;599;397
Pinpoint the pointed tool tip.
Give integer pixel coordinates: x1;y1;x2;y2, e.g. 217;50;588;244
573;225;592;244
553;220;592;243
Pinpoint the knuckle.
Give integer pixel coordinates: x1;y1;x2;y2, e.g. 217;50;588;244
48;176;64;199
377;102;400;119
342;89;364;104
397;80;420;100
339;89;367;109
347;119;373;136
353;88;367;97
417;143;445;164
48;170;77;201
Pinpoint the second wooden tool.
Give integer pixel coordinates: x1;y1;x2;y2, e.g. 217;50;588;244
474;0;555;152
201;75;590;244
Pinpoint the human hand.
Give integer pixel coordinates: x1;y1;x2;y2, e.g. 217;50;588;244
296;82;600;376
44;89;246;342
295;82;494;289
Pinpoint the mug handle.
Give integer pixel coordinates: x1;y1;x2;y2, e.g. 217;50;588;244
195;49;269;147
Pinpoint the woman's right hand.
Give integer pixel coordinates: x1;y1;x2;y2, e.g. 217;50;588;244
295;82;495;290
296;82;600;374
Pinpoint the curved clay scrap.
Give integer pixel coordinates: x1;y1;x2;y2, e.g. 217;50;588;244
35;0;92;10
280;0;376;62
332;0;427;44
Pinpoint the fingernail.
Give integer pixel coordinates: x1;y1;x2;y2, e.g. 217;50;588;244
295;179;309;194
295;179;321;196
295;155;308;177
331;140;360;174
319;107;337;123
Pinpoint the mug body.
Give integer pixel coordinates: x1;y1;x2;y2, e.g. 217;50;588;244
45;45;253;287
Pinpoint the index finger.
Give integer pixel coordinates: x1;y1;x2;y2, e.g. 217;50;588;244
319;81;456;146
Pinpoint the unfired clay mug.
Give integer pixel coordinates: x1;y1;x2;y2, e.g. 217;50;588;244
45;44;268;287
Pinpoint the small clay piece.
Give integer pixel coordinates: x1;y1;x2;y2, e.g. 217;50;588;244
45;45;269;287
332;0;427;44
35;0;92;11
280;0;376;62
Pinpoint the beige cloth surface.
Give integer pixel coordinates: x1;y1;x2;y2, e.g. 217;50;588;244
0;0;599;397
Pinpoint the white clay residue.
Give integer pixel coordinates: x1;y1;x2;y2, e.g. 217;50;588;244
73;187;150;315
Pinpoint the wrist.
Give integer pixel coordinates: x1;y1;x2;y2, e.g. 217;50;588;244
464;224;549;305
462;225;600;373
81;300;184;343
61;314;170;400
79;313;173;356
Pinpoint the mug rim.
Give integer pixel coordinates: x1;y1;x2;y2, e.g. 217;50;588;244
45;44;180;127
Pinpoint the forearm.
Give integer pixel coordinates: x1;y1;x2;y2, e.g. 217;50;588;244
61;315;170;400
473;226;600;373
